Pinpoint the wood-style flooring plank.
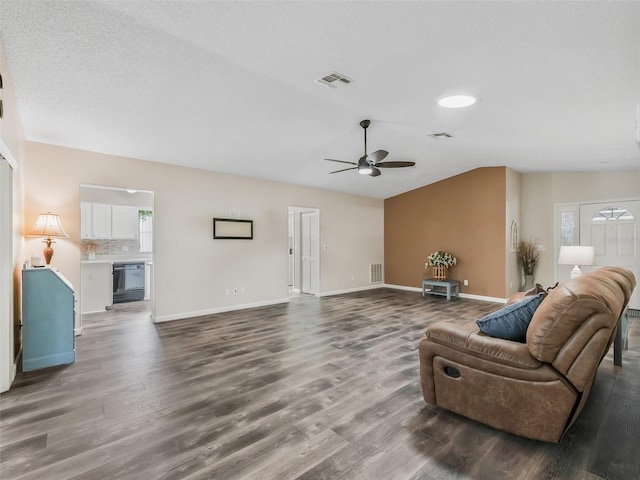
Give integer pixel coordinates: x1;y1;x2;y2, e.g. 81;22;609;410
1;292;638;480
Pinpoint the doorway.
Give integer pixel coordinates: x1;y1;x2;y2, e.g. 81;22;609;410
555;199;639;310
287;206;320;296
580;200;639;310
79;185;155;328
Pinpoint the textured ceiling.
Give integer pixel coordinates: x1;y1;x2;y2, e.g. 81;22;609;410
1;1;639;199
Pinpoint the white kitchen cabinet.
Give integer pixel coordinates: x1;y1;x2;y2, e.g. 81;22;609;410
81;262;113;313
81;202;112;239
111;205;139;239
81;202;92;239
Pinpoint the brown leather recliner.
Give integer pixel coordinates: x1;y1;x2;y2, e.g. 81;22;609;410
418;267;636;443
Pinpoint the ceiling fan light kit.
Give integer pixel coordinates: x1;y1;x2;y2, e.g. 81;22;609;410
324;120;416;177
357;157;373;175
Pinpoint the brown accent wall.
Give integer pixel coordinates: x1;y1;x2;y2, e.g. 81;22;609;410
384;167;507;298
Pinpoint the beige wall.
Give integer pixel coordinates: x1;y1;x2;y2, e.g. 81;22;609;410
384;167;507;298
21;141;384;325
521;171;640;287
505;168;522;295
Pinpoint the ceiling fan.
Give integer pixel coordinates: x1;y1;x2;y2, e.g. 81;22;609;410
325;119;416;177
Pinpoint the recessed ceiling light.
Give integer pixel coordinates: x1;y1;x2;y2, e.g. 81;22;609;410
438;94;477;108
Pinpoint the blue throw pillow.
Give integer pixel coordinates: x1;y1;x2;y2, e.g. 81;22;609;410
476;292;546;342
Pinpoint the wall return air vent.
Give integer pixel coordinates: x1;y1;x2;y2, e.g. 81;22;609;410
316;71;352;88
370;263;383;283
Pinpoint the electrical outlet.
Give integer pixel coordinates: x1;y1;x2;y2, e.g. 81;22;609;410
464;279;469;286
537;244;545;251
225;289;231;296
240;287;245;294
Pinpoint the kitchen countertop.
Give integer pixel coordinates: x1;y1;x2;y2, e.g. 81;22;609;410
81;256;152;264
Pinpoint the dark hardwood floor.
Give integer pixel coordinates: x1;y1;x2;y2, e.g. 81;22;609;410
1;289;639;479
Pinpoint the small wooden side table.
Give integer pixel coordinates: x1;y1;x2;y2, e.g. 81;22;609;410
422;278;460;300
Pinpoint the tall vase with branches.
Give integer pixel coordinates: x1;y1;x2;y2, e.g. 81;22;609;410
516;239;540;291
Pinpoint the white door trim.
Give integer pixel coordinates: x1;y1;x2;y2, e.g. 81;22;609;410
554;197;640;308
289;206;320;296
0;155;16;392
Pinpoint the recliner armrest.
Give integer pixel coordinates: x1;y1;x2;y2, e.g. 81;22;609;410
425;320;542;369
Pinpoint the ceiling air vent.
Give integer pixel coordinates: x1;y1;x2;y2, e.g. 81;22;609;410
428;132;452;139
316;71;352;88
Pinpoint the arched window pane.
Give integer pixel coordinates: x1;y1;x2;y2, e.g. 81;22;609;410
592;207;635;222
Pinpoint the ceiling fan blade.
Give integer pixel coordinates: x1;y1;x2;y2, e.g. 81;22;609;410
375;161;416;168
324;158;357;166
367;150;388;163
369;167;381;177
329;167;358;174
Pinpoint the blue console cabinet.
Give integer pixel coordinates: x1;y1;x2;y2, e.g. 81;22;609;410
22;268;76;371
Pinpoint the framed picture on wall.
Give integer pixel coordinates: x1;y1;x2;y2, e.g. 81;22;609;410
213;218;253;239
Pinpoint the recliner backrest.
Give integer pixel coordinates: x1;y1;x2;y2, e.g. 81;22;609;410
526;267;634;391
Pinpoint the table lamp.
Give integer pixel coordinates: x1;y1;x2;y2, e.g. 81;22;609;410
558;245;596;279
30;212;69;265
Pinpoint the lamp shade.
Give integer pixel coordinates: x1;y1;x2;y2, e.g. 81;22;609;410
558;246;595;266
28;213;69;265
31;213;69;238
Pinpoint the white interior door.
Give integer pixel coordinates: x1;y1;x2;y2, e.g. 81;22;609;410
0;155;15;392
287;211;294;287
580;201;639;309
301;211;319;295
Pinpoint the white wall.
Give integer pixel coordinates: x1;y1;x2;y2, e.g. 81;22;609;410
21;141;384;325
521;171;640;287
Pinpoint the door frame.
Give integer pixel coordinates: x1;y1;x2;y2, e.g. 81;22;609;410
0;141;18;392
288;206;320;296
79;184;155;328
554;196;640;284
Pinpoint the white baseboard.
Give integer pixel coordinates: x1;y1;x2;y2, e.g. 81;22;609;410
10;358;16;385
1;362;17;393
153;297;290;323
319;284;385;297
2;349;20;392
384;283;422;293
74;328;83;336
383;283;506;304
151;285;504;325
459;292;507;304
